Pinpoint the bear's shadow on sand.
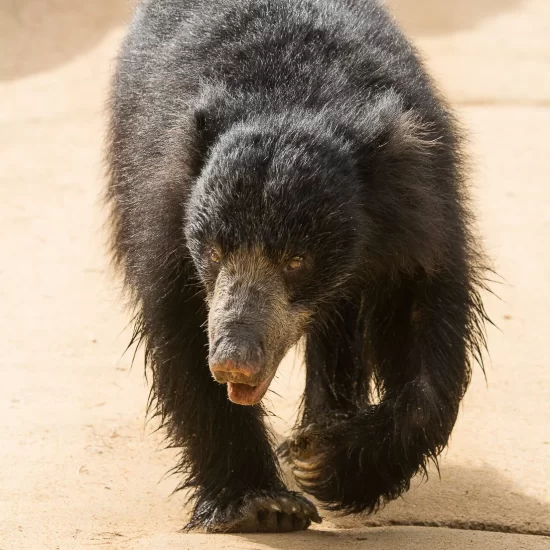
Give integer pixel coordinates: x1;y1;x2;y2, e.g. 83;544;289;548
234;462;550;549
150;462;548;548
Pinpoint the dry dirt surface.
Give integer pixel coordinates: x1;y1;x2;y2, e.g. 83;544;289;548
1;1;549;549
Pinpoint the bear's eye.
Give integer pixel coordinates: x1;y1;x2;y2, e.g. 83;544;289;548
285;256;304;272
209;249;221;265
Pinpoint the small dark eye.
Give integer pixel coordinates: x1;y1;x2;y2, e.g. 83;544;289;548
285;256;304;271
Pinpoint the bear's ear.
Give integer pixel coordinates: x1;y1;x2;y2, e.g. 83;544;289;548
366;91;441;166
384;110;438;159
354;90;445;194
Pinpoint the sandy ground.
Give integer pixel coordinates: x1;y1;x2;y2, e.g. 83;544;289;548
1;0;549;549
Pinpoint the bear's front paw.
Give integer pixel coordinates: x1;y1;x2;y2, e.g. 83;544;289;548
287;417;358;505
186;490;322;533
288;413;397;513
287;423;330;493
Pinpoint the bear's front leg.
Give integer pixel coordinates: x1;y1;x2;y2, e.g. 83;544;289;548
170;369;321;532
144;297;321;532
183;398;321;532
287;271;481;514
287;401;450;514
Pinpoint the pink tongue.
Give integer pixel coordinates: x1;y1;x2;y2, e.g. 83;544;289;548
227;379;270;405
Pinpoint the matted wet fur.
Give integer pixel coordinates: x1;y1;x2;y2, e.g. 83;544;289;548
105;0;489;533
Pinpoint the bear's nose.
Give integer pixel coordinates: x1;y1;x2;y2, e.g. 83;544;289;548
210;359;262;384
209;337;264;383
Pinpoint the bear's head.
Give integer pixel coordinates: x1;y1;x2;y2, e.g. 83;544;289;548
185;114;368;405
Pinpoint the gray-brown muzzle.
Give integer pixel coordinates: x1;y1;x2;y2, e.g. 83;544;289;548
206;250;310;405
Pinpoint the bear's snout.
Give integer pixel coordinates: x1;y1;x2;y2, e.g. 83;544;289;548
205;251;311;404
209;333;265;385
209;337;275;405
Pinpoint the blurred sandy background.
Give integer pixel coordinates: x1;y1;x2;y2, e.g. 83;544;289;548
1;0;549;548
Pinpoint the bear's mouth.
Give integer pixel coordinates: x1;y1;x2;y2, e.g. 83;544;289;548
227;373;276;405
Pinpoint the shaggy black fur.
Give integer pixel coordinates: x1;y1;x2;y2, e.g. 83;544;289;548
105;0;488;533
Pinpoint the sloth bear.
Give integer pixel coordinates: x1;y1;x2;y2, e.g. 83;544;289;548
106;0;488;534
